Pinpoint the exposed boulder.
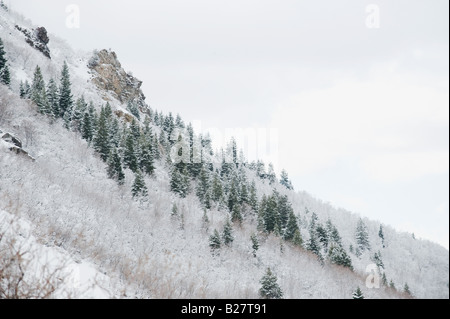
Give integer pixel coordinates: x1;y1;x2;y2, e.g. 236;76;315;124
1;131;35;161
88;49;149;114
15;25;51;59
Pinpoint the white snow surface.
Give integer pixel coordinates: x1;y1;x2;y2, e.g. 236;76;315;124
0;7;448;299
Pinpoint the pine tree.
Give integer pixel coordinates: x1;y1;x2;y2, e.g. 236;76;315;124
0;63;10;86
131;169;148;198
209;229;221;251
251;233;259;257
231;203;243;225
81;111;94;142
170;167;190;198
284;210;300;241
93;107;111;162
196;167;211;208
403;283;412;296
31;66;46;111
316;223;329;250
352;287;364;299
259;268;283;299
127;100;140;120
19;81;25;98
378;225;385;248
292;229;303;247
249;181;258;213
0;37;6;72
59;61;73;117
263;194;278;233
46;79;60;117
124;132;139;172
107;148;125;185
372;251;384;269
72;96;87;131
280;169;293;190
328;244;353;270
389;280;396;290
140;140;155;175
381;272;388;286
222;219;234;246
266;163;277;185
212;174;224;203
356;218;371;253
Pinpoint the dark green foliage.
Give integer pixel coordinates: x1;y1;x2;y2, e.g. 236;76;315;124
59;61;73;118
131;169;148;198
280;169;293;190
170;166;190;198
231;203;243;225
123;132;138;172
292;230;303;247
356;218;371;253
222;219;234;246
209;229;221;251
127;100;140;120
93;106;111;162
0;38;6;71
196;167;211;208
0;63;10;86
31;66;49;113
251;233;259;257
259;268;283;299
352;287;364;299
372;251;384;269
404;283;412;296
249;181;258;212
211;174;224;203
139;140;155;175
284;210;300;241
378;225;385;248
46;79;59;117
316;223;329;250
266;163;277;185
328;244;353;270
107;148;125;185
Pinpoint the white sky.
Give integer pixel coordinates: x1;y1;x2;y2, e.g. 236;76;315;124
8;0;449;249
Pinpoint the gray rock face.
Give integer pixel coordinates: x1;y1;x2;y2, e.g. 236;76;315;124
1;131;35;161
15;25;51;59
87;49;148;111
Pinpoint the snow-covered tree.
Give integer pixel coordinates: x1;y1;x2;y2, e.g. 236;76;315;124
352;287;364;299
59;61;73;118
378;225;385;248
356;218;371;253
259;268;283;299
46;79;59;117
251;233;259;257
222;219;234;246
93;106;111;162
131;169;148;198
0;38;6;71
266;163;277;185
328;244;353;270
280;169;293;190
170;167;190;198
127;100;140;120
107;148;125;185
209;229;221;251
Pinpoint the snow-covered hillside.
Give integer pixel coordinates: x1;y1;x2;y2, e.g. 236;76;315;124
0;6;448;299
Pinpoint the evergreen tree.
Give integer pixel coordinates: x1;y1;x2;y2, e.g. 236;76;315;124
372;251;384;269
231;203;243;225
352;287;364;299
211;173;224;203
59;61;73;117
170;167;190;198
0;63;10;86
127;100;140;120
209;229;221;251
403;283;412;296
292;229;303;247
107;148;125;185
19;81;25;98
284;210;300;241
0;38;6;71
328;244;353;270
307;216;323;262
123;132;139;172
259;268;283;299
93;106;111;162
378;225;385;248
140;140;155;175
81;111;94;142
31;66;48;113
227;177;240;213
196;167;211;208
277;195;292;232
72;96;87;131
251;233;259;257
46;79;60;117
381;272;388;286
280;169;293;190
131;169;148;198
356;218;371;253
389;280;396;290
249;181;259;213
316;223;329;250
266;163;277;185
222;219;234;246
263;194;278;233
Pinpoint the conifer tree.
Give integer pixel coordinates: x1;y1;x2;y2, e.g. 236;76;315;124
316;223;329;250
196;167;211;208
31;66;47;111
131;169;148;198
378;225;385;248
263;194;278;233
46;79;60;117
284;210;300;241
209;229;221;251
124;132;139;172
403;283;412;296
222;219;234;246
0;38;6;72
93;106;111;162
107;148;125;185
231;203;243;225
0;63;10;86
140;140;155;175
251;233;259;257
280;169;293;190
81;111;94;142
127;100;140;120
249;181;259;213
259;268;283;299
212;174;224;203
356;218;371;253
293;230;303;247
59;61;73;117
352;287;364;299
266;163;277;185
170;167;190;198
328;244;353;270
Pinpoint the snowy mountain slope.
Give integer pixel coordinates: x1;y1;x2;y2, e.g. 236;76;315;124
0;6;448;299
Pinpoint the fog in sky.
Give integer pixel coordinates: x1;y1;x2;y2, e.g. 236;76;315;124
9;0;449;248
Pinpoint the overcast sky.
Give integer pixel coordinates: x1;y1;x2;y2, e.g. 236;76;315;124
9;0;449;249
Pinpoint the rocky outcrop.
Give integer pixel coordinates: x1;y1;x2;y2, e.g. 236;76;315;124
1;130;35;161
15;25;51;59
87;49;148;112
